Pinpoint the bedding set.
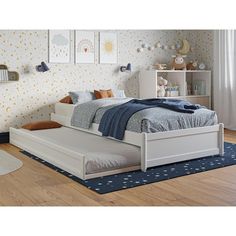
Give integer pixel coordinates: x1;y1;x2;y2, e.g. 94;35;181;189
67;90;217;140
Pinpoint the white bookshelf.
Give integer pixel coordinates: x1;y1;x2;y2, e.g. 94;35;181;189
139;70;211;108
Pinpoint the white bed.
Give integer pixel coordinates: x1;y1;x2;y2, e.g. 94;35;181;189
10;101;224;179
51;102;224;172
10;99;224;179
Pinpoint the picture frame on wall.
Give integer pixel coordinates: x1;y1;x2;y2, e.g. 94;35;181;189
49;30;70;63
99;32;118;64
75;31;95;64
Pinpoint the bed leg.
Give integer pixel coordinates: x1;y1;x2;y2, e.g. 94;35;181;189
219;123;224;156
141;133;147;172
141;167;147;172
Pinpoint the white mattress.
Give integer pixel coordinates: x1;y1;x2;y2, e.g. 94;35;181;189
54;103;75;117
20;127;140;174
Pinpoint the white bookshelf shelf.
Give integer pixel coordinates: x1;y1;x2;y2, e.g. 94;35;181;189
139;70;211;108
0;65;19;83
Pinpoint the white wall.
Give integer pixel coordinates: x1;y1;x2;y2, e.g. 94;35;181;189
0;30;213;132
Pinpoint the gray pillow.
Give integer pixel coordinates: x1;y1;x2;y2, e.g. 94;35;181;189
69;91;95;104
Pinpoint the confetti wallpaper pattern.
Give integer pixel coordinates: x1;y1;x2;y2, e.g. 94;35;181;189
0;30;213;132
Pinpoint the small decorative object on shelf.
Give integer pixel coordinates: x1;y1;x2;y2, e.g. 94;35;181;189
186;60;198;70
0;64;19;82
187;83;192;95
193;80;206;95
156;77;168;97
171;54;186;70
166;83;179;97
193;85;198;95
152;62;167;70
198;62;206;70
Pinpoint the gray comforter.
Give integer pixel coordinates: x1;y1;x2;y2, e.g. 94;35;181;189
71;97;218;133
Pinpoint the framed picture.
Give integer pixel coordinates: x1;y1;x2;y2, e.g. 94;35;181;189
99;32;118;64
75;31;95;63
49;30;70;63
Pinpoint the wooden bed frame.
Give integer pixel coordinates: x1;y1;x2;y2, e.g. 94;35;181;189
51;113;224;172
9;111;224;180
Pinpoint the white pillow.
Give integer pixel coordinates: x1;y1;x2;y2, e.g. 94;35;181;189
69;91;95;104
113;90;126;98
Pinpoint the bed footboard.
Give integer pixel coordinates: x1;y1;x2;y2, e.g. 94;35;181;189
141;123;224;171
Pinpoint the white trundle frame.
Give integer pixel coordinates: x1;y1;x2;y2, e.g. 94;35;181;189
51;113;224;172
9;127;140;180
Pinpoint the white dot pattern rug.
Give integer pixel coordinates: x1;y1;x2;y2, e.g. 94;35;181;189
0;150;23;175
21;142;236;194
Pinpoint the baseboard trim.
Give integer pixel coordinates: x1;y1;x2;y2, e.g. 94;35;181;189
0;132;9;143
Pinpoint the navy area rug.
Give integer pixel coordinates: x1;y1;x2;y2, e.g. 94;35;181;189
21;142;236;194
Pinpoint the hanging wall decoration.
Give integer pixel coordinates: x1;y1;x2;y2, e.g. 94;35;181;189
99;32;118;64
49;30;70;63
75;31;95;63
137;39;193;55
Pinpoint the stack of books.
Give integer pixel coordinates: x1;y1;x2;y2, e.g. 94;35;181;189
0;69;9;82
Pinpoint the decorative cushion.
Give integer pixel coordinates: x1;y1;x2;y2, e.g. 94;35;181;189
100;89;114;97
113;89;126;98
22;121;62;131
94;90;109;99
59;96;73;104
69;91;95;104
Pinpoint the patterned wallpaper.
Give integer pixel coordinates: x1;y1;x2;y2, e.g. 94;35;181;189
0;30;213;132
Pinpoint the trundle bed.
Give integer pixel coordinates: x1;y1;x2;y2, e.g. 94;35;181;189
10;99;224;180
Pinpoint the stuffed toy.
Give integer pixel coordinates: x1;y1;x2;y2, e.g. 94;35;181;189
156;77;168;97
186;60;198;70
171;54;186;70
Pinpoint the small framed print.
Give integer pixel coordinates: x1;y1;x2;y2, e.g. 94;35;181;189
99;32;118;64
49;30;70;63
75;31;95;64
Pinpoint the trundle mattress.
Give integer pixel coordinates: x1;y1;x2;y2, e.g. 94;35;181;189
13;127;140;175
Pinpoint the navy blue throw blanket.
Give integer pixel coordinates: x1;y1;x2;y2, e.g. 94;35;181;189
98;98;202;140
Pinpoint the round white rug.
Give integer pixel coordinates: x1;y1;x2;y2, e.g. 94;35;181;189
0;150;23;175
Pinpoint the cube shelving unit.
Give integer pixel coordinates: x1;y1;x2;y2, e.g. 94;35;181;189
139;70;211;108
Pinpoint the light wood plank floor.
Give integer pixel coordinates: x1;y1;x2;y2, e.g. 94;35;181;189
0;129;236;206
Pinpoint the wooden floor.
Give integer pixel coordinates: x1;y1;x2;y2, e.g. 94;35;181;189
0;129;236;206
